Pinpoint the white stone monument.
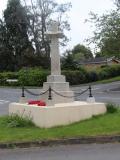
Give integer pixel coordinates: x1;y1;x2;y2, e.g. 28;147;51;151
9;21;106;128
41;21;74;105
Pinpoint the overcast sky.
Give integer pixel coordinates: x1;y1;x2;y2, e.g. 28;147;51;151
0;0;115;52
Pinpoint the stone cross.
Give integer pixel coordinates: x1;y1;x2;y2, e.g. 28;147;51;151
46;21;63;75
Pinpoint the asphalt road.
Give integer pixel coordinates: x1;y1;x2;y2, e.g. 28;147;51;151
0;81;120;115
73;81;120;104
1;143;120;160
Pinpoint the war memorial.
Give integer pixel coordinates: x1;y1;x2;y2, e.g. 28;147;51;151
9;21;106;128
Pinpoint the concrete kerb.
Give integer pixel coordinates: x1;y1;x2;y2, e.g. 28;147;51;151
1;135;120;149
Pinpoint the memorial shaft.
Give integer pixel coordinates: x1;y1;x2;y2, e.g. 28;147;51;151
50;36;61;75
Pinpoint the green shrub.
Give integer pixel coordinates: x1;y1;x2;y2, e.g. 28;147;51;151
101;65;108;68
98;70;109;80
62;68;87;85
0;72;19;86
3;113;35;128
0;65;120;87
18;68;49;86
106;103;119;113
95;65;120;81
86;71;99;82
0;73;5;85
108;65;120;77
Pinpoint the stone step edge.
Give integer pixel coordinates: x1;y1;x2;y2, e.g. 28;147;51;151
0;135;120;149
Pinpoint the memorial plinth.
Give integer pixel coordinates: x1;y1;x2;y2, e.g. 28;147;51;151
9;21;106;128
9;102;106;128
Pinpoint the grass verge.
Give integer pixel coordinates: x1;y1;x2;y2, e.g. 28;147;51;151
70;76;120;88
0;107;120;143
92;76;120;85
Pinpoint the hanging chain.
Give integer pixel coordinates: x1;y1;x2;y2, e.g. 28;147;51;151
22;86;92;100
24;88;49;96
51;88;89;98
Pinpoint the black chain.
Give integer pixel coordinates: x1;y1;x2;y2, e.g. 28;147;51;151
23;86;92;99
51;88;89;98
24;88;49;96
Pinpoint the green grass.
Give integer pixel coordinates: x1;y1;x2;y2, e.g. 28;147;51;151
3;114;35;128
93;76;120;84
71;76;120;87
0;110;120;143
106;103;119;113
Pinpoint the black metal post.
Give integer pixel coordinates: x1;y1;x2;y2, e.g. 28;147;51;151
48;86;52;100
89;85;93;97
22;86;25;97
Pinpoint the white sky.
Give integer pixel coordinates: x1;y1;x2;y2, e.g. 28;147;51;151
0;0;115;52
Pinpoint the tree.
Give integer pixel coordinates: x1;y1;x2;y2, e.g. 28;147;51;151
61;44;93;70
115;0;120;8
22;0;71;58
72;44;93;61
4;0;33;70
61;50;78;70
0;19;15;71
86;1;120;58
0;0;71;70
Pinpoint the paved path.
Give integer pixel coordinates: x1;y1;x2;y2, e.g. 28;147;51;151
0;81;120;115
0;143;120;160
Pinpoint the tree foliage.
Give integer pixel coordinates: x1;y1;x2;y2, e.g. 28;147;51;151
23;0;71;56
61;44;93;70
72;44;93;60
0;19;15;71
0;0;71;71
115;0;120;8
61;50;78;70
87;1;120;57
3;0;33;70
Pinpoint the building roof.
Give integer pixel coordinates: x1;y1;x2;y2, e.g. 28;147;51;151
78;57;120;65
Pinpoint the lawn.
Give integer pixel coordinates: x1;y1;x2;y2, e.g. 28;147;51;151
95;76;120;84
0;109;120;143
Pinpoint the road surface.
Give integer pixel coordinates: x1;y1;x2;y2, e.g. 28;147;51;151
0;143;120;160
0;81;120;115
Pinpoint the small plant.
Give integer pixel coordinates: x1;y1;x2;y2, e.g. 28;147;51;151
106;103;119;113
3;113;35;128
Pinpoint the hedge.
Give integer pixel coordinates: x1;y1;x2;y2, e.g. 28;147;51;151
18;68;49;86
0;65;120;86
0;72;19;86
